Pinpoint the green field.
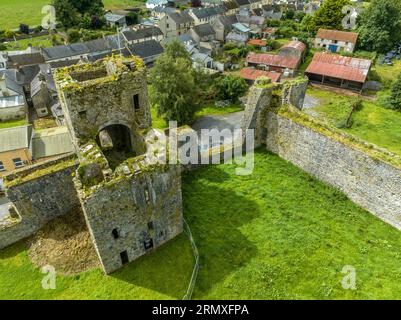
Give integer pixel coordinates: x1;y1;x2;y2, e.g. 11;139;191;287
306;87;401;157
0;0;144;30
2;149;401;299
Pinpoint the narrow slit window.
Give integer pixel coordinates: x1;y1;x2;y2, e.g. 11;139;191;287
133;94;140;110
120;251;129;265
112;228;119;239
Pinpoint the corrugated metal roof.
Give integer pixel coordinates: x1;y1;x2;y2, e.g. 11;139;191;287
305;52;372;83
246;52;300;69
32;126;74;159
233;22;251;33
0;125;31;153
240;67;281;82
279;40;306;55
316;29;358;44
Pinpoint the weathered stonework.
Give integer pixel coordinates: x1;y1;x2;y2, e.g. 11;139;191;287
0;154;79;249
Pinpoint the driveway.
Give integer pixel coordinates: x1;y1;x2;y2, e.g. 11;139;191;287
191;111;244;133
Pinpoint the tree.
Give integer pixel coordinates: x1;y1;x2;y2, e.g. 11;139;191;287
67;28;81;43
149;41;198;125
52;0;104;28
390;73;401;110
307;0;351;33
4;29;15;39
215;75;247;102
126;12;139;25
19;24;29;35
357;0;401;53
190;0;202;7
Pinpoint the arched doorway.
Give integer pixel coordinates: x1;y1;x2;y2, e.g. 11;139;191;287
96;124;134;169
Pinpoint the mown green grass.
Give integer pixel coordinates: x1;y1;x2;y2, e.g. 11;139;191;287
306;87;401;157
2;150;401;299
0;119;28;129
0;234;193;299
183;149;401;299
0;0;144;30
5;35;54;50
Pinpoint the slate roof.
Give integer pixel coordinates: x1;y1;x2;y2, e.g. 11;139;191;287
0;125;32;153
192;23;216;38
8;52;44;67
305;52;371;83
234;0;251;6
168;11;194;24
218;14;238;26
190;6;226;19
32;126;74;159
223;0;239;10
125;40;164;59
30;64;56;97
105;13;126;22
122;26;163;41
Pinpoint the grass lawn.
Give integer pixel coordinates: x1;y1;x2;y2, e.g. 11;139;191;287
2;150;401;299
306;87;401;157
0;234;193;299
371;59;401;88
0;0;145;30
151;103;244;130
5;35;54;51
0;119;28;129
183;149;401;299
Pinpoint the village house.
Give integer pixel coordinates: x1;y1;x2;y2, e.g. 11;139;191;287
146;0;168;9
305;52;372;92
188;6;226;25
0;125;33;176
223;0;240;15
124;40;164;66
234;0;251;10
104;12;127;28
121;26;164;45
159;11;195;39
237;11;266;36
189;23;216;44
30;64;57;118
246;40;305;76
0;71;27;122
262;4;283;20
211;14;238;42
314;29;358;53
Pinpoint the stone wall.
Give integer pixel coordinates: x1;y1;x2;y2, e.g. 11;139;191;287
0;154;79;249
78;165;183;274
265;110;401;229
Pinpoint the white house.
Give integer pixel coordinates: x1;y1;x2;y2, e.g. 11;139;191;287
314;29;358;53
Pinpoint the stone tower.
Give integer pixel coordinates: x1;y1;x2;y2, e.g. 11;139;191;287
54;56;183;274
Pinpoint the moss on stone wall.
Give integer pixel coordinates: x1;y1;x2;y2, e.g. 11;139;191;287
275;104;401;169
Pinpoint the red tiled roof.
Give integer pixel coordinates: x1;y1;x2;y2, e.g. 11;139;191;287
305;52;372;83
316;29;358;44
240;67;281;82
248;39;267;47
246;52;300;69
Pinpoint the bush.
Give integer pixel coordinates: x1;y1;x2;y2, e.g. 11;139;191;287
215;75;248;102
19;24;29;35
390;73;401;111
67;29;81;43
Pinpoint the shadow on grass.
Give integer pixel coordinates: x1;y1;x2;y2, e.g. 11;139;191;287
111;233;194;299
0;240;27;260
182;166;260;297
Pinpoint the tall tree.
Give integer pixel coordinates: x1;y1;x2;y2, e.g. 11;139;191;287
149;41;197;125
357;0;401;53
53;0;104;28
307;0;351;33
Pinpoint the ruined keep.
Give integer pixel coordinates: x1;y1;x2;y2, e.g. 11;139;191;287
2;56;183;274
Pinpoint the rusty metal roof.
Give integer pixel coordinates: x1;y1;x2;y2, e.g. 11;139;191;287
246;52;300;69
240;67;281;82
305;52;372;83
316;29;358;44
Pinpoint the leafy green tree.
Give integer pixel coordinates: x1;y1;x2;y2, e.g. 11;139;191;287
67;28;81;43
149;41;197;125
126;12;139;25
215;75;247;102
308;0;351;33
53;0;104;28
390;73;401;110
358;0;401;53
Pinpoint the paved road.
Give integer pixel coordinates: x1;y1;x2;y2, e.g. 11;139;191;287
191;111;244;133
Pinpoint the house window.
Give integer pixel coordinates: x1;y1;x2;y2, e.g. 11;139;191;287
13;158;24;168
112;228;119;239
144;238;154;250
120;251;129;265
0;161;5;171
166;23;169;28
133;94;140;110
